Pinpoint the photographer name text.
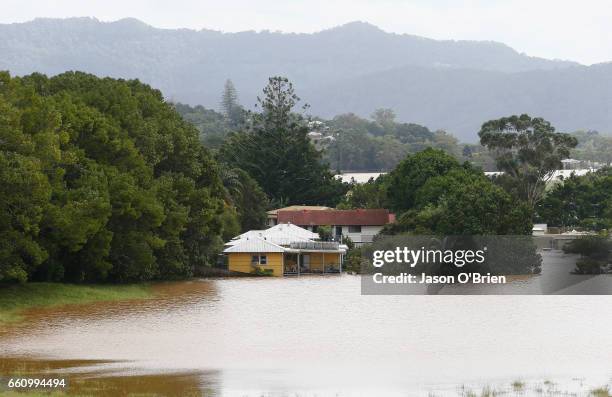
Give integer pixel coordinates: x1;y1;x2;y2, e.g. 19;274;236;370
372;272;507;284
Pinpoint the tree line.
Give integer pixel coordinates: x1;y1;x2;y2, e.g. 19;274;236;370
0;72;244;283
2;71;607;284
340;115;595;235
0;73;349;284
177;81;610;174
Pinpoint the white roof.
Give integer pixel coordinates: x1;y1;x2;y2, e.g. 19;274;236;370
267;223;319;240
225;223;319;248
260;230;312;246
485;169;595;180
223;223;346;254
226;228;312;247
227;230;266;243
223;237;285;253
550;169;593;179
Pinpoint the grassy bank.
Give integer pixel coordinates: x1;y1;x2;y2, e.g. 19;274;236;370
0;282;153;325
0;392;68;397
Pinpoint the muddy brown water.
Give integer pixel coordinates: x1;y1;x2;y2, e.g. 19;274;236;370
1;257;612;396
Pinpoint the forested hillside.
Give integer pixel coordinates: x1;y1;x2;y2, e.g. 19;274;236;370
304;63;612;142
4;18;612;141
174;94;609;173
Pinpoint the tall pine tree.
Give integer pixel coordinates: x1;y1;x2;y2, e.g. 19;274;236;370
220;79;243;127
220;77;346;207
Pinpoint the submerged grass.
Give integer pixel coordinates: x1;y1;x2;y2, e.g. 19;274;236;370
591;386;611;397
511;380;526;392
0;282;153;325
456;380;612;397
0;392;68;397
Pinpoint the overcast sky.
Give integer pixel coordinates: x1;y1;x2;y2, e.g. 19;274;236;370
3;0;611;65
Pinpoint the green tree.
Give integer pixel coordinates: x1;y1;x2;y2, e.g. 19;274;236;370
570;130;612;166
322;112;447;172
434;177;533;235
337;175;389;209
385;172;533;235
220;77;347;206
371;108;396;134
173;103;234;149
325;127;379;171
0;152;51;282
479;114;578;208
220;79;243;127
537;168;612;230
219;167;269;231
0;71;236;283
386;148;462;212
379;147;533;236
317;225;333;241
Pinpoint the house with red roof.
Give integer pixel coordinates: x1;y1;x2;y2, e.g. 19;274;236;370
277;208;395;245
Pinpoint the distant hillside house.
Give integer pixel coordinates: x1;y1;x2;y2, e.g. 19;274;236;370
336;172;386;184
277;209;395;245
485;169;596;188
223;223;347;276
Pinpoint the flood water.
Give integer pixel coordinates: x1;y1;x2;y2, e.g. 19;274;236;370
1;253;612;396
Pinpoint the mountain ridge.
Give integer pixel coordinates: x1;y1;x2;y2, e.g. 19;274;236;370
1;17;609;141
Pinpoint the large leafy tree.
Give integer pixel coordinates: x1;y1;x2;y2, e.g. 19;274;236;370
0;71;236;283
427;176;533;235
380;148;533;236
384;169;533;236
537;168;612;230
479;114;577;208
386;148;462;212
218;166;269;231
337;175;389;210
0;152;51;282
220;77;347;206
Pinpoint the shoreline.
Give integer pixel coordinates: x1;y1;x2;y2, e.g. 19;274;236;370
0;283;154;326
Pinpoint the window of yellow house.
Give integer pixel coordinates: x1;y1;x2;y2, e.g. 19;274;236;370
251;255;268;265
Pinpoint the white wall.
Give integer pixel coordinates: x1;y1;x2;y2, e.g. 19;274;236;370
298;224;384;244
335;225;384;244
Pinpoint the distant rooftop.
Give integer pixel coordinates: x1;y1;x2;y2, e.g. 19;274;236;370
278;209;394;226
485;169;596;180
267;205;331;216
335;172;386;184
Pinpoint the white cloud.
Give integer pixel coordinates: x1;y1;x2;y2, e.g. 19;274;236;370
2;0;611;64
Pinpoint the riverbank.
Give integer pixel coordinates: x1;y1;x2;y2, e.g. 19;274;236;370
0;283;153;325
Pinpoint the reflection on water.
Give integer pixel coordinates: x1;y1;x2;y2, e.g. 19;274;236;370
0;358;212;397
1;255;612;396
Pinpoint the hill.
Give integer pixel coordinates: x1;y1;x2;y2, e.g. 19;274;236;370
2;17;610;141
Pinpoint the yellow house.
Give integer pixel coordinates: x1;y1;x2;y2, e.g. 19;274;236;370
223;224;346;277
